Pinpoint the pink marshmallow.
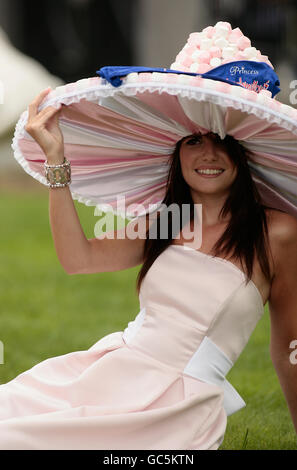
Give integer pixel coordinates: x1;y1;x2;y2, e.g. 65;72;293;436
198;51;211;63
182;56;193;68
232;27;244;36
228;28;244;43
197;63;211;73
236;36;251;50
188;37;202;47
228;33;238;43
233;52;247;61
202;26;215;38
187;32;202;46
189;32;200;41
177;65;190;73
185;45;198;56
209;46;221;58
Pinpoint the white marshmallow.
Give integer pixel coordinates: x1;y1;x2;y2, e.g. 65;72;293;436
170;62;182;70
191;50;201;60
190;63;199;73
214;37;229;49
210;57;222;67
222;46;238;59
214;24;230;38
200;38;213;50
243;47;257;58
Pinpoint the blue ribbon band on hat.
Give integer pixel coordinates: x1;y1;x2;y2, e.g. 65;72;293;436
96;61;281;98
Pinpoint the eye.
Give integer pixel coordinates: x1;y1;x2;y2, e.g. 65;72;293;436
186;135;202;145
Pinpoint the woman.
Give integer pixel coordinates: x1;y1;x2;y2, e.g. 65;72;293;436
4;19;297;448
0;85;296;450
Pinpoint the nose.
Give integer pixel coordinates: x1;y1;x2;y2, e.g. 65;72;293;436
201;136;218;160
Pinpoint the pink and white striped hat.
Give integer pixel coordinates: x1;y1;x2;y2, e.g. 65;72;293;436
12;22;297;219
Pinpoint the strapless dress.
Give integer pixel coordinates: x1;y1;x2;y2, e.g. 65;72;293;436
0;244;264;450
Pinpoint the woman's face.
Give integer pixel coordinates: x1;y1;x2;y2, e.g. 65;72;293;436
179;132;238;196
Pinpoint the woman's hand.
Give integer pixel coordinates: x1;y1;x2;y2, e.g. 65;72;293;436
25;87;64;164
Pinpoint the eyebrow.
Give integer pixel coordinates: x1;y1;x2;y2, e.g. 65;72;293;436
184;133;203;140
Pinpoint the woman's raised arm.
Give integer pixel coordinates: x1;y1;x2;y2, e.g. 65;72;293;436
25;88;149;274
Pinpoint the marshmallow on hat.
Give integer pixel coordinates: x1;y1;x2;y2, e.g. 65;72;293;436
202;26;215;38
236;36;251;50
228;27;243;42
222;46;238;59
190;50;211;63
213;21;232;38
209;46;221;58
214;37;229;49
210;57;222;67
200;38;213;50
242;46;257;58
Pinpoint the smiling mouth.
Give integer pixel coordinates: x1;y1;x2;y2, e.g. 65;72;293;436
195;169;225;176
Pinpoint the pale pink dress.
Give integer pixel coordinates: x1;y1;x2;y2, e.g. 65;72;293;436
0;244;264;450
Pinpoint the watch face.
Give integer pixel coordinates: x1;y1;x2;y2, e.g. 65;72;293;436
46;166;71;185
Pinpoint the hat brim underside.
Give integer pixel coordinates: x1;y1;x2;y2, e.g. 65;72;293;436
12;74;297;218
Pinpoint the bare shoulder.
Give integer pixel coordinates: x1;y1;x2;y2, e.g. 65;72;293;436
264;208;297;242
264;208;297;277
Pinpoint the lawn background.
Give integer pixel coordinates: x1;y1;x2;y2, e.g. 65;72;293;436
0;179;296;450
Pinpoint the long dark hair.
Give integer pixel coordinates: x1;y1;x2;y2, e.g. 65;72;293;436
135;132;277;295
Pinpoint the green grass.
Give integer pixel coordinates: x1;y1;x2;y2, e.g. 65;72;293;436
0;187;296;449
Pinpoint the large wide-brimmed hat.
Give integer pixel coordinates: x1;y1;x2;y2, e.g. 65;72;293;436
12;21;297;219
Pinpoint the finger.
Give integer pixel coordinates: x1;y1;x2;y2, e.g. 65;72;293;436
35;103;62;119
28;88;52;120
32;105;62;128
26;106;61;135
